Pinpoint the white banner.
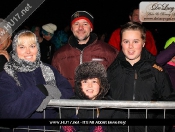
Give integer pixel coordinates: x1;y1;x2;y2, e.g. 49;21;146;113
139;2;175;22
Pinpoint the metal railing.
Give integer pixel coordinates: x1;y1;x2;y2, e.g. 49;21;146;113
48;99;175;109
1;99;175;132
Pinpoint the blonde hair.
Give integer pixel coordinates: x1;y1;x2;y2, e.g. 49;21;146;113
17;31;37;46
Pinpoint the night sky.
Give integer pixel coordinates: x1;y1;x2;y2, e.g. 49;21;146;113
1;0;141;31
2;0;173;31
1;0;175;51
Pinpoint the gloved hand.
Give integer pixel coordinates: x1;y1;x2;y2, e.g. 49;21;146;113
36;85;61;112
36;96;52;112
36;84;48;96
44;84;62;99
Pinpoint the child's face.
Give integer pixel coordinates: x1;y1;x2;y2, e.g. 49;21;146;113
81;78;100;100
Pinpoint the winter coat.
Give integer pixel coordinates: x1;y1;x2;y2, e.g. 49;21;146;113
156;42;175;90
52;33;118;88
108;28;157;55
51;30;69;50
107;48;173;132
39;39;51;64
60;96;117;132
0;64;74;131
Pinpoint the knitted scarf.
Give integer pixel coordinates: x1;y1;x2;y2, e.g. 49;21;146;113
4;30;56;87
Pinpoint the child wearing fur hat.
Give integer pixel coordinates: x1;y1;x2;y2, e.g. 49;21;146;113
60;61;117;132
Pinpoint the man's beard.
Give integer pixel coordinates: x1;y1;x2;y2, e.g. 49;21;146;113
75;34;90;42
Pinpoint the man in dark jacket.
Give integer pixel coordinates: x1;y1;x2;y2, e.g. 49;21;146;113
107;22;173;132
52;11;118;89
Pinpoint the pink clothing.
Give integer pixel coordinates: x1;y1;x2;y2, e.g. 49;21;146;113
167;61;175;67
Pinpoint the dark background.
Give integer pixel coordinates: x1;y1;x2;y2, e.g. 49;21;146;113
1;0;175;52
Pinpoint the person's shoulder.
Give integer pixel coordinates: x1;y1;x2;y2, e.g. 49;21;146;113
0;70;10;79
144;62;164;75
51;44;73;63
107;56;119;69
98;41;119;58
0;71;16;87
45;63;57;69
53;43;71;55
152;63;164;72
43;63;72;79
142;50;164;72
97;40;118;50
148;63;171;82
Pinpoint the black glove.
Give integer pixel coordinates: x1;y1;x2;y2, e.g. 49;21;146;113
36;84;48;96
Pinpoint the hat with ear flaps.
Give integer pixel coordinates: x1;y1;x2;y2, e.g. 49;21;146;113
74;61;109;100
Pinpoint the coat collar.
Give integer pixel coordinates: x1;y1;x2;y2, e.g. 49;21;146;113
117;48;156;69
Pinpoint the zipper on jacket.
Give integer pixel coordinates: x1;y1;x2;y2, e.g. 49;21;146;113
78;39;97;64
80;50;83;64
133;70;137;101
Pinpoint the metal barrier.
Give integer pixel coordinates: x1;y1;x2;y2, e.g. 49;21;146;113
49;99;175;109
1;99;175;132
